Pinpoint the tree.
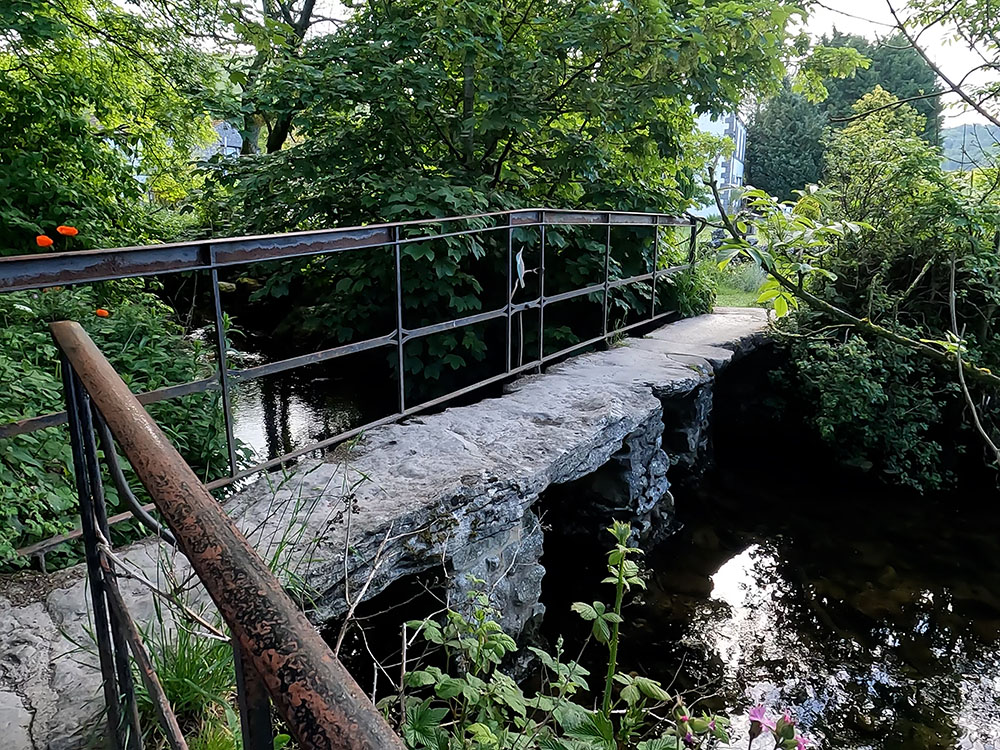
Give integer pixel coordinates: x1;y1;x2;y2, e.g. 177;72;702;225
819;31;943;144
746;83;828;200
0;0;215;253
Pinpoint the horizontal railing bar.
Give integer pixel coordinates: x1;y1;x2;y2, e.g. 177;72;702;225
613;312;676;337
50;320;405;749
609;271;655;289
3;260;699;443
229;334;397;382
16;502;159;558
542;282;605;305
511;298;542;314
401;308;508;342
0;376;219;438
0;208;691;292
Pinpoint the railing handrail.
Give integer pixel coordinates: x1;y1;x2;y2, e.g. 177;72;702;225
0;207;692;293
51;320;406;750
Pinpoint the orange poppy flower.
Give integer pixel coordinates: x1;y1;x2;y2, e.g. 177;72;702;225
36;235;54;247
56;225;79;237
95;308;110;318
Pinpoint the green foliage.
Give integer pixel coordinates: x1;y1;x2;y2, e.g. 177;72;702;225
0;0;214;253
747;30;944;200
785;333;956;490
717;89;1000;489
199;0;807;370
0;286;230;566
746;83;828;201
792;43;871;103
135;599;240;749
819;31;944;144
388;524;730;750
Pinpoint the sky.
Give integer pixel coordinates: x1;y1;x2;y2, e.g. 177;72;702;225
802;0;998;126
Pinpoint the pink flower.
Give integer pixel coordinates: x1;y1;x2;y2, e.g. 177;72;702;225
748;705;776;731
796;736;811;750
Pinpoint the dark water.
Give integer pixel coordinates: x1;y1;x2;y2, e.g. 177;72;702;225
230;373;362;463
543;465;1000;749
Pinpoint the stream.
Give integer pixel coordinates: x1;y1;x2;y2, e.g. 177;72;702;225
543;456;1000;749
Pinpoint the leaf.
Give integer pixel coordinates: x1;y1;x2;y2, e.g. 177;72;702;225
774;294;789;318
571;602;598;621
435;676;466;699
467;722;499;747
634;676;671;702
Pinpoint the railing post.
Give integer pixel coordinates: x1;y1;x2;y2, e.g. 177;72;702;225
234;640;274;750
603;214;612;340
688;216;698;267
210;253;239;477
79;395;143;750
537;214;546;369
650;218;659;320
394;225;406;413
505;214;514;374
60;359;126;750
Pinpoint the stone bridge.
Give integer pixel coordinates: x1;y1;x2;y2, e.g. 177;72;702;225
0;307;768;749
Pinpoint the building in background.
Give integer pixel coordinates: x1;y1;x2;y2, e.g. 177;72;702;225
691;111;747;216
199;121;243;159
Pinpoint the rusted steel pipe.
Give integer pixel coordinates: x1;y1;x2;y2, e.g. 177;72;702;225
50;320;406;750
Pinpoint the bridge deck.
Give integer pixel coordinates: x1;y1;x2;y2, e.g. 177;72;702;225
0;307;768;750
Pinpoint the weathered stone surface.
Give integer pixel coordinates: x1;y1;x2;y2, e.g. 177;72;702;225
0;307;768;750
0;691;33;750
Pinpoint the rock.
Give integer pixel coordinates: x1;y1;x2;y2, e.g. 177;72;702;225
0;692;32;750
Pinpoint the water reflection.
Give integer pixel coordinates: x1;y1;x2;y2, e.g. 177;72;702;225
622;484;1000;749
231;375;361;463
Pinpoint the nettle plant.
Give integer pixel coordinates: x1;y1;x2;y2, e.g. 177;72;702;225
387;522;731;750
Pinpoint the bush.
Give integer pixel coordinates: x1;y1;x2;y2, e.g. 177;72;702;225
782;330;959;491
0;285;230;567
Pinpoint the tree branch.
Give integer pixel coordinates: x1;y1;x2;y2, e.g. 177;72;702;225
709;172;1000;391
828;90;945;123
886;0;1000;129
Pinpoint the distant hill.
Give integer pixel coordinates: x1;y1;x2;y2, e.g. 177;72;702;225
941;124;1000;170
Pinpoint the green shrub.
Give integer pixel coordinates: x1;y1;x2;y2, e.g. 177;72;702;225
0;285;230;567
783;332;959;491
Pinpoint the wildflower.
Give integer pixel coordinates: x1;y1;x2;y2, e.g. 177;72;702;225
679;715;690;723
56;225;78;236
36;235;54;247
748;705;776;731
708;720;716;731
682;731;696;747
796;736;811;750
95;308;110;318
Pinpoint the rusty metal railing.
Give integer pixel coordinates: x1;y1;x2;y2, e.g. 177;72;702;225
53;319;406;750
3;208;705;564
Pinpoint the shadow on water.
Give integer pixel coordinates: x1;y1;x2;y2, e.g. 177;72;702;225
542;355;1000;750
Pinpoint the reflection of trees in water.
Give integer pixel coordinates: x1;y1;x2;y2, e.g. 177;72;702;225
629;483;1000;750
253;373;363;461
260;375;292;459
